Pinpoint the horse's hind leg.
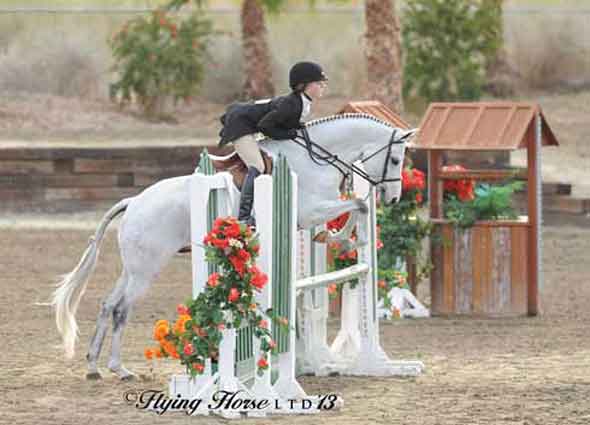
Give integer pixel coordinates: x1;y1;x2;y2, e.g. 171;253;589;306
107;271;156;380
86;270;128;380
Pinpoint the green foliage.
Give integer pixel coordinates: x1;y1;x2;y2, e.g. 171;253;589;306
108;2;213;117
444;181;524;228
402;0;503;102
377;200;432;273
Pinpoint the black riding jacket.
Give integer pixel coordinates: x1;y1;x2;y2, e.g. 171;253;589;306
218;92;309;146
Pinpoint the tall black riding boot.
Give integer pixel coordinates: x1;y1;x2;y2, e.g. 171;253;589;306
238;166;261;227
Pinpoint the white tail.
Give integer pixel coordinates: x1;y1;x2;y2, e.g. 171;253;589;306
52;198;133;358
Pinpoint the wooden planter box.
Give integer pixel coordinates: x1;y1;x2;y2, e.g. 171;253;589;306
430;218;530;316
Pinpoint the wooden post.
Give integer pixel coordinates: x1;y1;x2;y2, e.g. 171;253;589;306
406;255;418;295
526;115;541;315
429;150;444;310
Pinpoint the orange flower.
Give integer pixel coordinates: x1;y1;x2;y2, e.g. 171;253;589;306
153;320;170;341
144;348;154;360
192;362;205;374
328;284;337;295
162;340;179;359
378;280;387;289
174;314;191;335
154;348;163;359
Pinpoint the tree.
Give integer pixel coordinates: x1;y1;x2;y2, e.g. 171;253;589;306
364;0;403;113
403;0;502;103
241;0;276;98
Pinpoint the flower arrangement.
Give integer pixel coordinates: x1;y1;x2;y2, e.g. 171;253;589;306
442;165;524;228
442;164;475;202
145;217;287;377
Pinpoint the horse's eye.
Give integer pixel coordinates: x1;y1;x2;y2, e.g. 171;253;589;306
390;157;400;166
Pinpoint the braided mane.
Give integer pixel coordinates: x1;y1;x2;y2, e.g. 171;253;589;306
305;113;395;129
257;112;394;145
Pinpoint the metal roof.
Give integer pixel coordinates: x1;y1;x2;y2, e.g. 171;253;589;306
338;101;410;129
413;102;559;150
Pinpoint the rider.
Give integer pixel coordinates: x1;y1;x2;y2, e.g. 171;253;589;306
218;61;328;227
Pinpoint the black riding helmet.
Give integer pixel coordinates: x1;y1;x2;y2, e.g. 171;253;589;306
289;61;328;91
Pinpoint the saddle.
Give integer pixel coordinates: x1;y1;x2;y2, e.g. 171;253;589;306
207;146;274;191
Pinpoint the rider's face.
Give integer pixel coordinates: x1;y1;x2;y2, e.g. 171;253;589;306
304;80;327;100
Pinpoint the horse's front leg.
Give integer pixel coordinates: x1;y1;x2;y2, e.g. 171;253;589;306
306;199;368;248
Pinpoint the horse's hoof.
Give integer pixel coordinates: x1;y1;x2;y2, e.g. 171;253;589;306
121;374;136;382
86;372;102;380
109;365;136;381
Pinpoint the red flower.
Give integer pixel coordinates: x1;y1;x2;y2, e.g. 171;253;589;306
257;357;269;369
416;192;423;204
213;217;225;230
224;222;241;239
347;250;357;260
376;239;384;250
258;319;268;329
177;304;190;315
402;169;412;190
183;343;194;356
229;256;246;277
211;237;229;250
442;165;474;201
192;363;204;374
217;323;225;331
228;288;240;303
207;272;220;288
249;266;268;290
237;249;251;262
378;280;387;289
328;284;337;295
412;169;426;190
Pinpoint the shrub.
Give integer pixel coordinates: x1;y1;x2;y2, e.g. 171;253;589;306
108;4;213;119
402;0;502;102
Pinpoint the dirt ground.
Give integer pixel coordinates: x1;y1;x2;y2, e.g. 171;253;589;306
1;216;589;425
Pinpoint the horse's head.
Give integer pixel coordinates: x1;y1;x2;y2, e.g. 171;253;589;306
359;127;417;205
301;114;417;204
